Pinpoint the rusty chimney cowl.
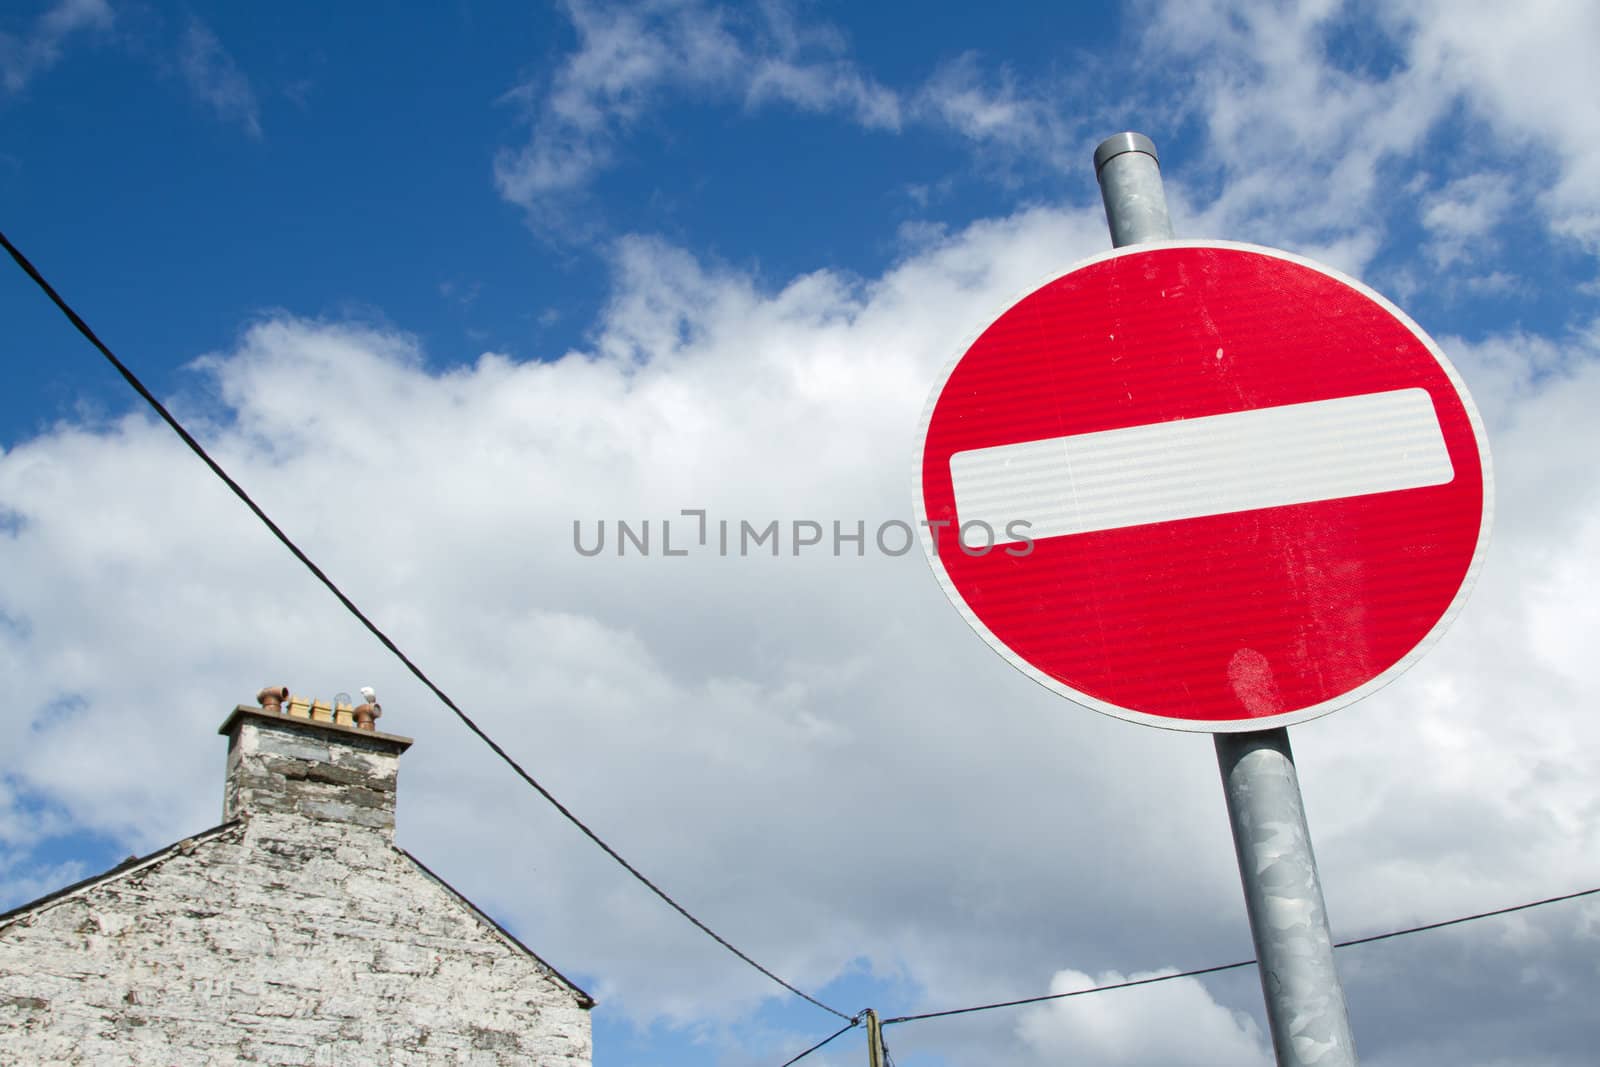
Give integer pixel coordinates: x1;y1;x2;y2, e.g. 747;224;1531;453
257;686;289;712
353;702;381;731
354;685;382;731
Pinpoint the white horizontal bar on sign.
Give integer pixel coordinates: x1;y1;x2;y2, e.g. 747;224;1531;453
950;388;1454;547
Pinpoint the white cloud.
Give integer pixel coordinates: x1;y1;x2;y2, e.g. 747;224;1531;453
1140;0;1600;278
910;52;1084;176
494;1;1111;233
917;53;1038;145
740;0;898;128
494;0;899;222
1143;0;1446;269
0;854;87;912
495;0;1600;267
178;18;261;138
0;0;111;94
1017;968;1270;1066
1396;0;1600;248
1422;173;1514;267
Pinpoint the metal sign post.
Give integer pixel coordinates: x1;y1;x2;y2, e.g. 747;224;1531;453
1094;132;1358;1066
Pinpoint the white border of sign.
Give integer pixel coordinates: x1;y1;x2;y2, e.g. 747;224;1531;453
913;239;1496;733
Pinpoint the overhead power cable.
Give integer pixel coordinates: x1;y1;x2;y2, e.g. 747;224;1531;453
1328;884;1598;948
773;885;1600;1065
880;884;1600;1026
882;956;1258;1026
0;228;852;1024
776;1018;860;1066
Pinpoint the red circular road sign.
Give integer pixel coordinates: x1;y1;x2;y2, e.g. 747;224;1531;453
915;241;1492;731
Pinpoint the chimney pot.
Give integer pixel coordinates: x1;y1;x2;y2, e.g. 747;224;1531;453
257;686;289;711
353;702;382;731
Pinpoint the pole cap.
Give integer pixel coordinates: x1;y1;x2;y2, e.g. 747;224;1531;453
1094;132;1160;176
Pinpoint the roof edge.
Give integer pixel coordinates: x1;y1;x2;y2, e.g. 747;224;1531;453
396;846;596;1010
0;821;245;929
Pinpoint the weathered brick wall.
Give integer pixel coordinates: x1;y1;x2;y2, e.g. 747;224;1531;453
222;709;407;833
0;814;591;1065
0;708;591;1066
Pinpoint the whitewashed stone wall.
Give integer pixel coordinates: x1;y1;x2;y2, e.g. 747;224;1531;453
0;708;592;1065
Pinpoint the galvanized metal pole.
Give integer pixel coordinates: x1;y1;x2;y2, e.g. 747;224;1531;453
1215;730;1357;1064
1093;132;1173;244
1093;132;1359;1067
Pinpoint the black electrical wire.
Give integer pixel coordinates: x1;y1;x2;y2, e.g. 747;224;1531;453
768;887;1600;1062
882;955;1258;1026
881;884;1600;1026
0;227;852;1024
777;1018;860;1066
1334;884;1599;948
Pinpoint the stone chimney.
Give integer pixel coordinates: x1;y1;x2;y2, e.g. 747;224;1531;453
219;689;413;836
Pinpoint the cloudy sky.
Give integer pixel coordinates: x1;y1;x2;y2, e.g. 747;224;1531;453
4;1;1599;1064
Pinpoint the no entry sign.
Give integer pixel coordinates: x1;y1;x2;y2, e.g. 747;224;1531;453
915;240;1492;731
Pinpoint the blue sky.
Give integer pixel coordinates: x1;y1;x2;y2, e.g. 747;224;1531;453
5;2;1600;1065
